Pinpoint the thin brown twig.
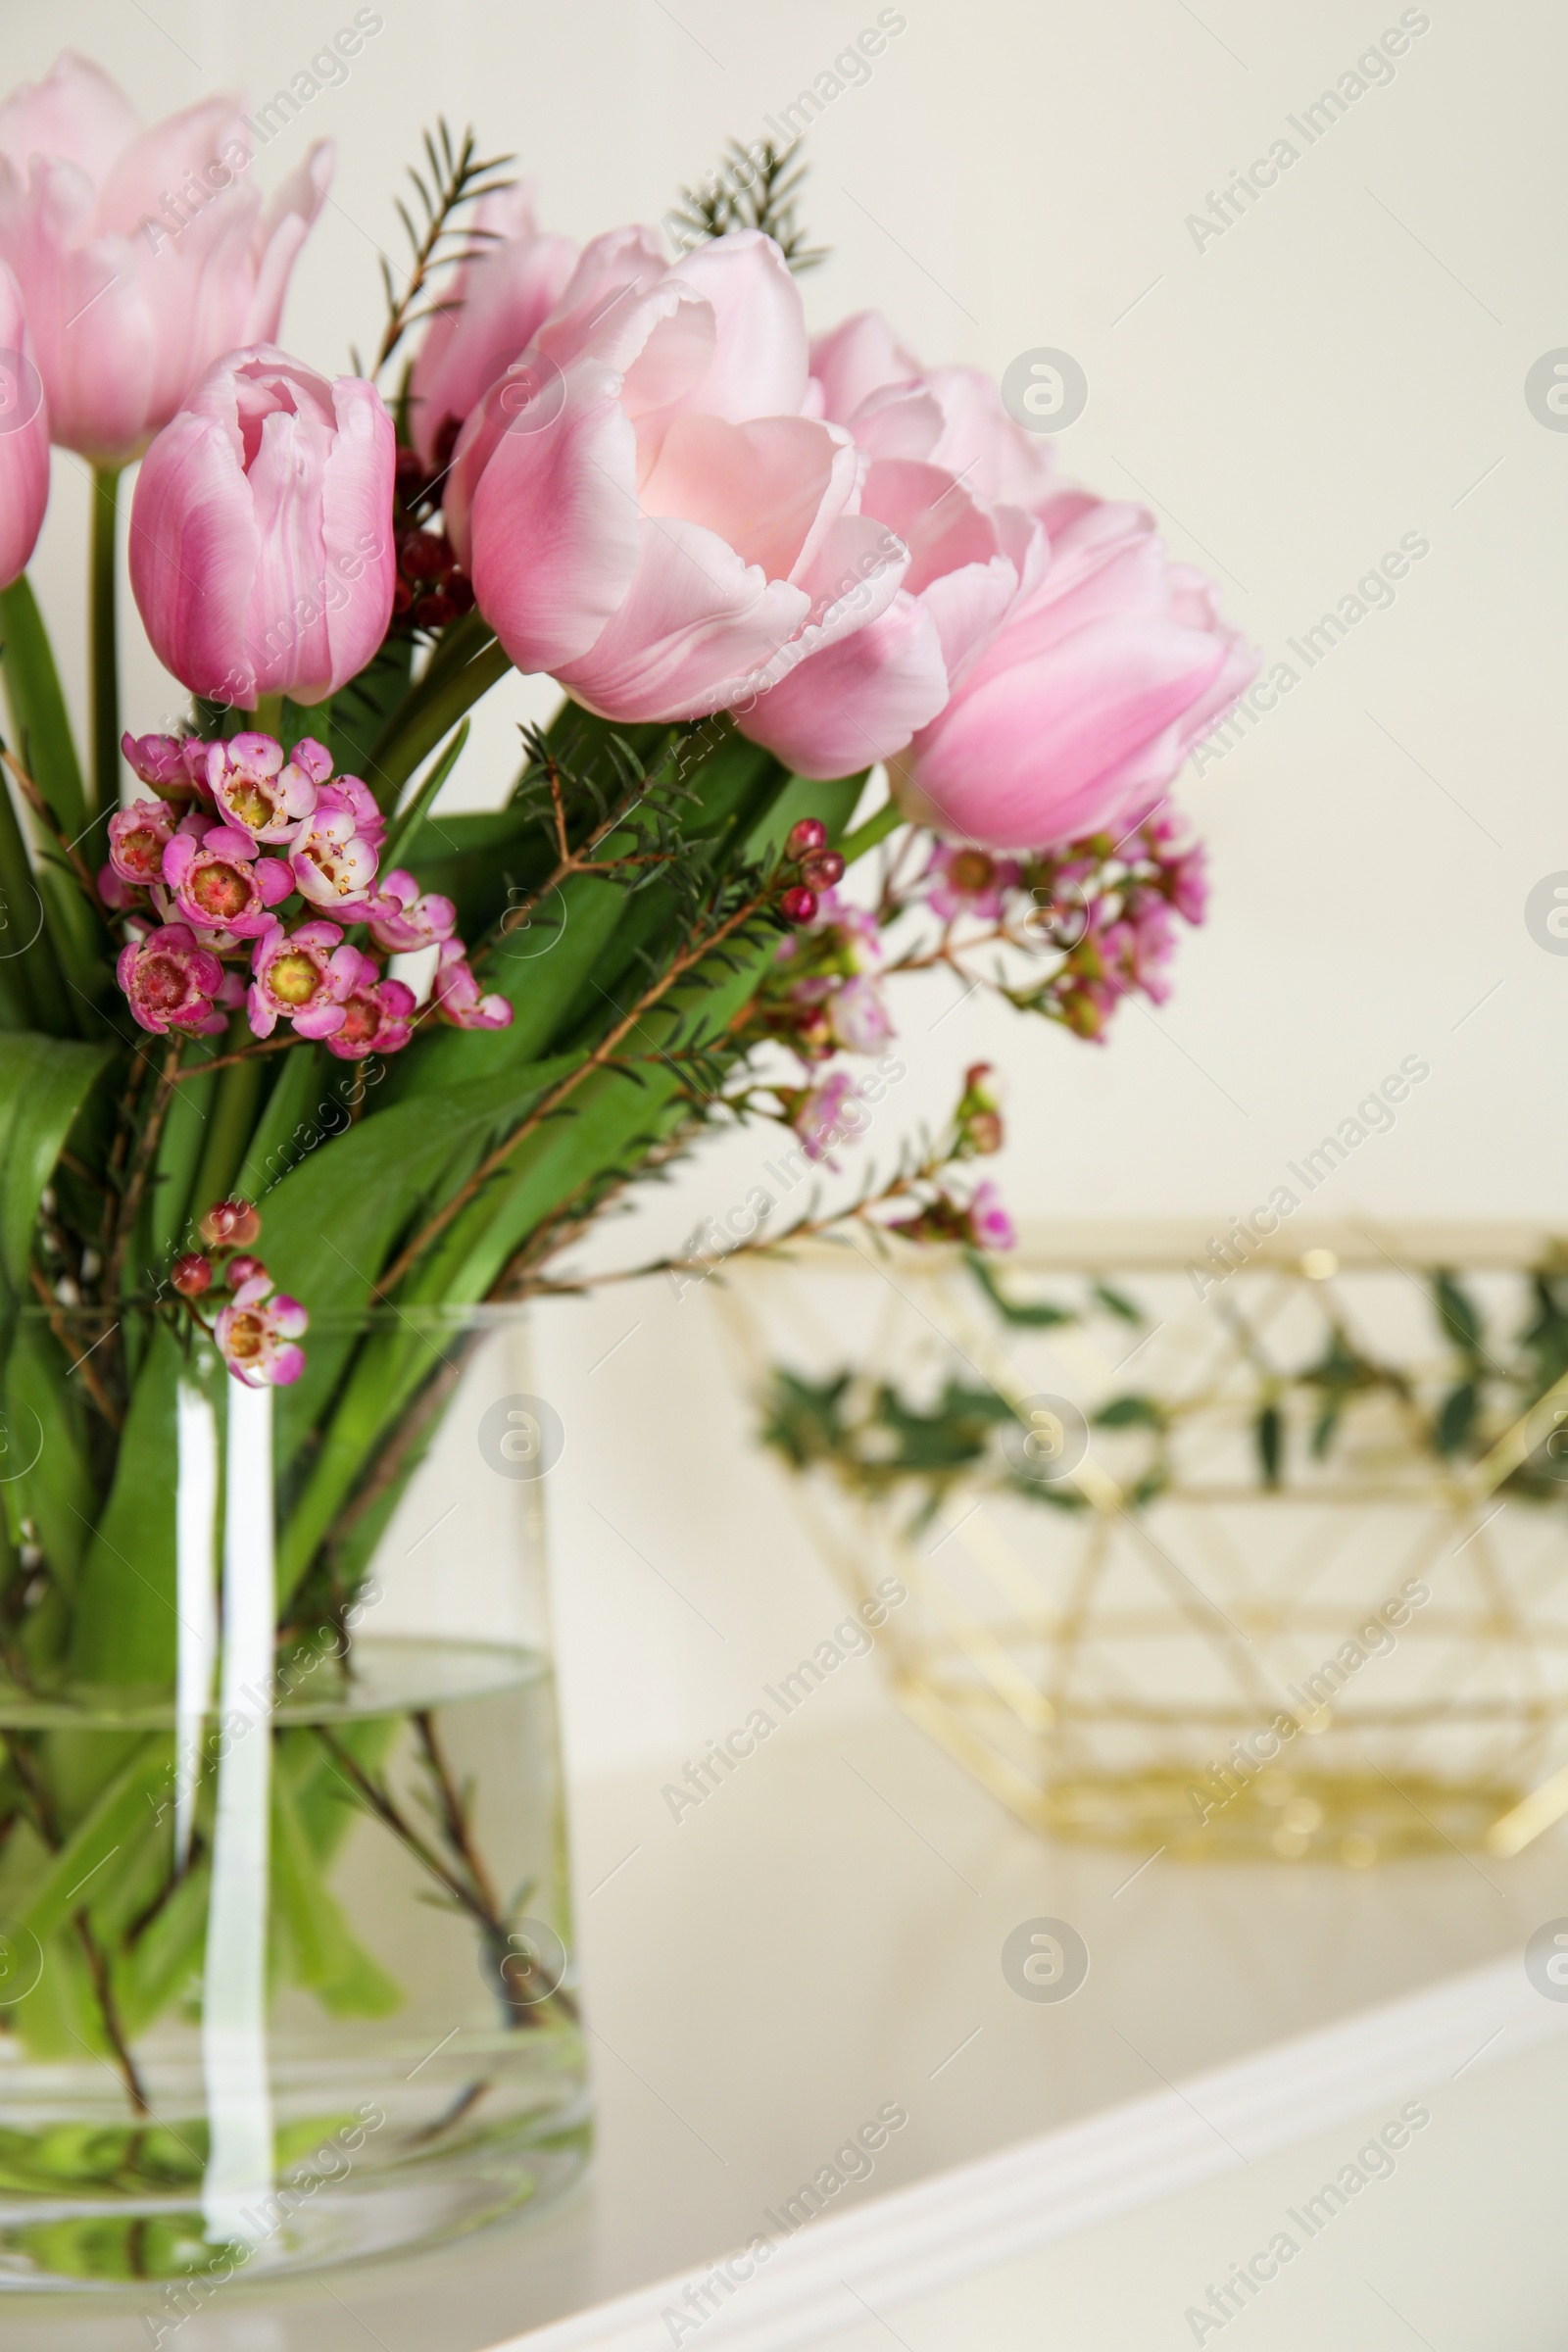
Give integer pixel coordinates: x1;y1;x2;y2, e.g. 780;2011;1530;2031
74;1913;150;2116
170;1034;299;1082
28;1266;122;1428
0;745;103;902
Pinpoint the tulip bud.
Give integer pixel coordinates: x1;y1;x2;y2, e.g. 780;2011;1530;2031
129;347;395;709
779;886;818;924
785;819;828;859
0;262;48;591
171;1253;213;1298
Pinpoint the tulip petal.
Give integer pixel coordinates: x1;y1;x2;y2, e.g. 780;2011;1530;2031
810;310;921;424
639;412;856;585
558;513;810;723
467;357;641;671
738;591;949;778
128;409;263;702
668;229;808;421
904;612;1236;849
0;53;139;182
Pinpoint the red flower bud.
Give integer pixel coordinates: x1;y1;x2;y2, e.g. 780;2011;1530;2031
226;1254;267;1288
199;1199;262;1248
800;850;845;891
172;1252;213;1298
785;818;828;859
780;885;818;924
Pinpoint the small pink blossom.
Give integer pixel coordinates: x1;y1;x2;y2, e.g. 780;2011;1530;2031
107;797;176;886
289;779;382;911
117;923;239;1036
827;974;893;1054
792;1066;867;1166
160;820;293;940
206;731;320;845
965;1179;1015;1251
248;918;362;1040
926;843;1022;924
122;732;191;792
431;938;512;1030
322;968;417;1059
215;1270;308;1389
366;868;458;953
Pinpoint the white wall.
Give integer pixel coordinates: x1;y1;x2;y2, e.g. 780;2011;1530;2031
12;0;1564;1781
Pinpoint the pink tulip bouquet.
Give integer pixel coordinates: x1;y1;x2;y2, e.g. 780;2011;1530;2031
0;59;1250;2274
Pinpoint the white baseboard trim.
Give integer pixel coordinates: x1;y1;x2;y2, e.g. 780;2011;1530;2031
501;1954;1561;2352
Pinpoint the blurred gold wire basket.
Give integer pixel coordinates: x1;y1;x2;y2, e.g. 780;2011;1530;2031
716;1222;1568;1863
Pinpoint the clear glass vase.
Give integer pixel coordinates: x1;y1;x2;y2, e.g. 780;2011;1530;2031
0;1306;587;2293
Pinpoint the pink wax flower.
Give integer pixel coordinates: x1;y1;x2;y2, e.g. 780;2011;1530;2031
791;1066;866;1166
288;780;381;910
161;818;292;939
205;730;322;844
0;259;48;589
926;844;1022;923
215;1268;308;1388
117;921;239;1036
827;974;893;1055
431;938;513;1030
0;53;330;465
107;797;176;886
128;344;395;708
891;495;1257;852
321;966;417;1059
248;917;363;1040
964;1178;1016;1252
408;182;577;468
366;868;457;953
446;226;909;724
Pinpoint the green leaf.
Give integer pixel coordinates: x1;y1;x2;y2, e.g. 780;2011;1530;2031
1436;1380;1479;1455
378;714;469;874
13;1736;167;1946
1091;1280;1142;1325
1256;1401;1283;1488
69;1323;185;1685
0;577;86;839
1434;1270;1485;1359
0;1033;112;1298
1094;1394;1165;1430
967;1251;1075;1328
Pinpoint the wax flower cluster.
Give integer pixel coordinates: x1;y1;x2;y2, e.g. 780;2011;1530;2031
106;730;512;1056
171;1199;309;1389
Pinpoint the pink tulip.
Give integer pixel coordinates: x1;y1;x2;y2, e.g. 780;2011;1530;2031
129;345;395;708
408;183;577;469
0;259;48;586
811;311;1060;513
892;494;1257;851
0;52;331;466
447;226;910;725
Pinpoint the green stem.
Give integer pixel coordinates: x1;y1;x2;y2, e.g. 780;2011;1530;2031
186;1049;267;1237
90;468;122;816
369;638;511;806
253;692;285;739
840;798;906;866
